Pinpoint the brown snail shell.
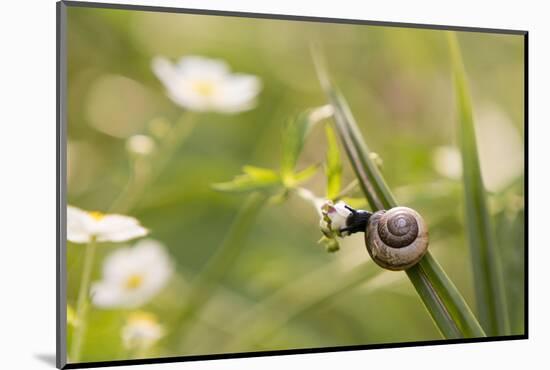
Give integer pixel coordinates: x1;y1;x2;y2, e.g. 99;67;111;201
365;206;429;271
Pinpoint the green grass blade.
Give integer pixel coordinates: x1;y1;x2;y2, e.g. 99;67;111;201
407;254;485;338
325;124;343;199
447;31;510;336
328;89;396;210
313;52;485;338
211;169;281;193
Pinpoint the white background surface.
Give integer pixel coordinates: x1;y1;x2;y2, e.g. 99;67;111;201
0;0;546;369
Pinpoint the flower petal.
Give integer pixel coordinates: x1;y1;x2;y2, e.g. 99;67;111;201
90;282;120;308
95;214;148;243
176;56;229;79
132;240;174;295
213;74;262;113
151;57;178;88
92;239;173;309
67;206;94;243
122;312;164;350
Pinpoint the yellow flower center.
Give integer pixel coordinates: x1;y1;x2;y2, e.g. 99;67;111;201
128;311;157;325
191;80;216;97
88;211;105;221
125;274;144;290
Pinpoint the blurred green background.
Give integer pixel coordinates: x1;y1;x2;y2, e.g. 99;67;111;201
66;5;525;363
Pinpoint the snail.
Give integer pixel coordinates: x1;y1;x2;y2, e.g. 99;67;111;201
321;202;429;271
363;207;429;271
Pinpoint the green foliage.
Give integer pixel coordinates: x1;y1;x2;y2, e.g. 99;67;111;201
447;31;510;336
213;110;327;194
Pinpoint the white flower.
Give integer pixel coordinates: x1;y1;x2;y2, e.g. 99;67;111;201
91;239;173;308
433;106;524;193
433;146;462;180
67;206;148;244
320;200;353;237
308;104;334;123
126;134;156;156
475;106;524;192
122;311;164;351
152;55;261;113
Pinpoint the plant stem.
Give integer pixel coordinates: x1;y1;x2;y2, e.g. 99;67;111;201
69;238;97;362
407;254;485;338
109;113;197;214
172;192;266;345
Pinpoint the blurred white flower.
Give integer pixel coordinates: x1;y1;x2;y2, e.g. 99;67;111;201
433;146;462;180
433;105;524;192
308;104;334;123
67;206;148;244
475;106;524;192
320;200;353;237
122;311;164;351
126;134;156;156
152;56;261;113
91;239;173;308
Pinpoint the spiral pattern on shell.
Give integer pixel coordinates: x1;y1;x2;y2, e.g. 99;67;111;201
365;206;429;271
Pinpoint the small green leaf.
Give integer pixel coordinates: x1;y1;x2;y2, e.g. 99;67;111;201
280;106;332;177
281;112;314;177
447;31;510;336
212;167;281;193
242;166;280;182
292;164;320;186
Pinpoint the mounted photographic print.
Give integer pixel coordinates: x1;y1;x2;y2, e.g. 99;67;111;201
57;1;527;368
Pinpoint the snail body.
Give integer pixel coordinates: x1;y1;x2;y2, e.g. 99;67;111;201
365;206;428;271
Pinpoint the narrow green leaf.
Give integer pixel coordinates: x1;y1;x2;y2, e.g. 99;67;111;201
212;167;281;193
291;163;320;184
407;254;485;338
280;106;332;177
280;112;315;177
325;124;343;199
447;31;510;336
242;166;280;182
313;52;485;338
